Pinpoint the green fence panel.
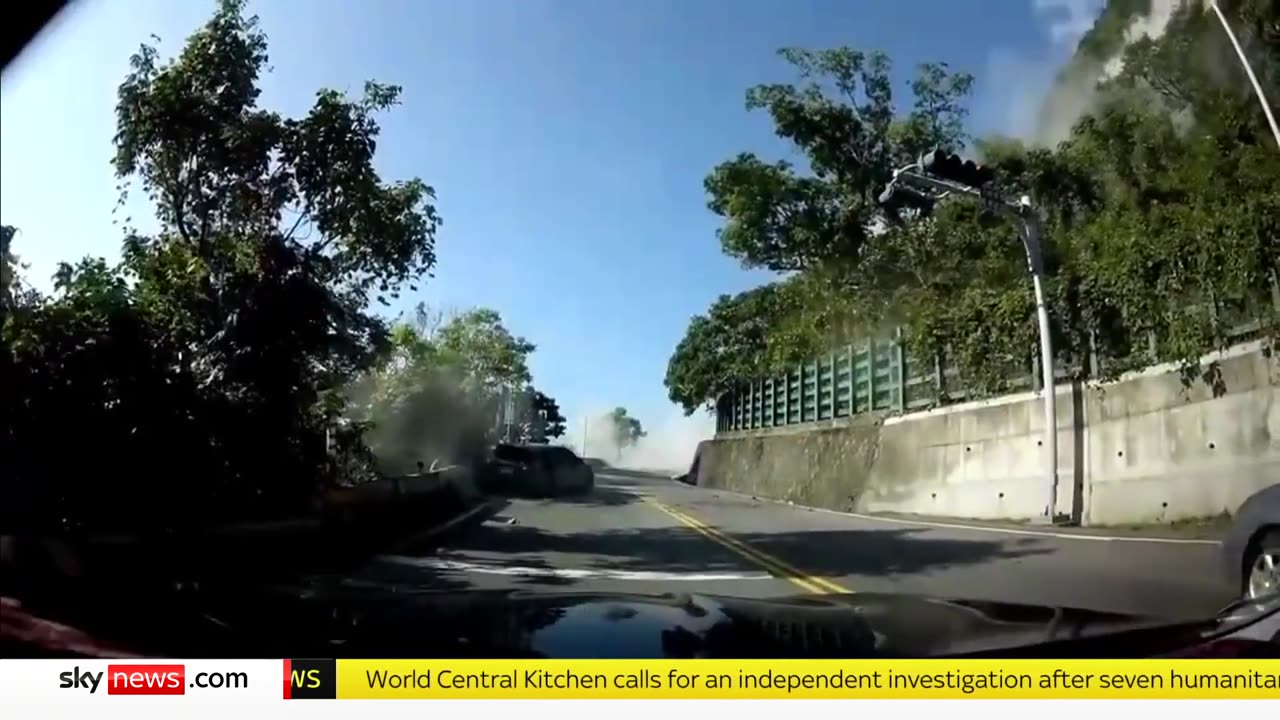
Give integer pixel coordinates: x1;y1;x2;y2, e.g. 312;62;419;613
785;371;792;423
715;328;943;431
816;355;831;421
795;364;804;424
834;345;852;418
804;362;818;422
718;312;1268;432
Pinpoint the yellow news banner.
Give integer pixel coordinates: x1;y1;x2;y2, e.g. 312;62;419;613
336;659;1280;700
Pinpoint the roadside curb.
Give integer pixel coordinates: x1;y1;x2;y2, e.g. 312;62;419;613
671;481;1222;545
386;498;506;554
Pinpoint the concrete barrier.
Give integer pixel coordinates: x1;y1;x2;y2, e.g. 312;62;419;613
696;342;1278;525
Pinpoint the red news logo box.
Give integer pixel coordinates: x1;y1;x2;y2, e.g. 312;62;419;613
59;664;186;695
108;664;185;695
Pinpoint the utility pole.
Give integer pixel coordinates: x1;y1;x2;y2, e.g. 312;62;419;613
880;150;1059;523
582;416;589;457
1208;1;1280;150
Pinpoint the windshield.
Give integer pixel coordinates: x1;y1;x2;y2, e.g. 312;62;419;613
1;0;1277;659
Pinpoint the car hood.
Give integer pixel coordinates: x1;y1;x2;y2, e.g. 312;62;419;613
62;584;1189;659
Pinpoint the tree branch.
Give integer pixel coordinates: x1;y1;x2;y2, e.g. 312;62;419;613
285;211;307;243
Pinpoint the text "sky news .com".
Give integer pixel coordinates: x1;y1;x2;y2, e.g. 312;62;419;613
59;665;249;695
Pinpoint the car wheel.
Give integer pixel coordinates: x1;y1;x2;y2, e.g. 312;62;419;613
1243;529;1280;600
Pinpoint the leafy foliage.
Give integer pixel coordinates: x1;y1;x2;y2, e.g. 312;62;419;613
668;1;1279;415
603;407;646;461
704;48;973;274
2;0;442;532
434;308;536;394
531;391;567;440
665;283;789;414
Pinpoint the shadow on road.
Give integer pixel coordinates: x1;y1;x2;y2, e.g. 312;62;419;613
483;485;641;508
553;485;640;507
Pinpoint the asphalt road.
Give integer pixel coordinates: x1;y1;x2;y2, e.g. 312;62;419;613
352;470;1236;620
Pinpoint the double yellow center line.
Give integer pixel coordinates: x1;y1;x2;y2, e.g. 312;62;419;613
642;496;850;595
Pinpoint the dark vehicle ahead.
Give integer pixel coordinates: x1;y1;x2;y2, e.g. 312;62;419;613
1223;483;1280;600
481;443;595;498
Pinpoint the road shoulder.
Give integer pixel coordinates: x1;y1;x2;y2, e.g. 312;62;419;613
679;480;1226;544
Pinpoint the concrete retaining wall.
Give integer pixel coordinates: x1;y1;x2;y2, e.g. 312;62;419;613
695;342;1279;525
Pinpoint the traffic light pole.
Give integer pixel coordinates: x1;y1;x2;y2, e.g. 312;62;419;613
1208;1;1280;150
887;166;1060;523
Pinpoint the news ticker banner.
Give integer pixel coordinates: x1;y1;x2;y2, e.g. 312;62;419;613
302;659;1279;700
1;659;1276;702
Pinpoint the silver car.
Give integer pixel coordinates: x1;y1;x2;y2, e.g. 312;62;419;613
1222;484;1280;599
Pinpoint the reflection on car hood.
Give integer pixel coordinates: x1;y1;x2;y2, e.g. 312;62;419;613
127;585;1182;659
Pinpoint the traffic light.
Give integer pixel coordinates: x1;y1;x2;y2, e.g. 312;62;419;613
877;183;936;226
919;148;995;188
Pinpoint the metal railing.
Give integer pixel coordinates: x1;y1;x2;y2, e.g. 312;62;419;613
715;329;936;433
715;306;1275;435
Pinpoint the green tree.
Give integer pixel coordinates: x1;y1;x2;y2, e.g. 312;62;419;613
1055;0;1280;377
670;4;1278;415
604;407;645;461
110;0;440;505
664;283;787;414
531;390;566;440
704;48;973;275
435;308;535;394
2;0;442;530
670;46;994;406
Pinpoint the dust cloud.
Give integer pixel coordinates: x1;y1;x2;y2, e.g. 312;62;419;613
1102;0;1181;78
557;405;715;474
345;364;497;477
983;0;1192;148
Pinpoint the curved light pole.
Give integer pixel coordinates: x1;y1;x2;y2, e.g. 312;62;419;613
1208;1;1280;149
882;161;1059;523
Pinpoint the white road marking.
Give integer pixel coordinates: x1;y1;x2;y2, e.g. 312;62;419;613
674;483;1222;545
374;554;771;582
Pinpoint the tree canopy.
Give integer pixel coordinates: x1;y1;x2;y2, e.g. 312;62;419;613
603;407;646;460
530;391;567;441
434;308;536;393
0;0;564;531
666;0;1279;416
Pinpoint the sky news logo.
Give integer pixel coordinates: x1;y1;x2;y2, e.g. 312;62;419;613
58;665;248;695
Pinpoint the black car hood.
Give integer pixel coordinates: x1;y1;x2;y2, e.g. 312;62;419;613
65;583;1192;659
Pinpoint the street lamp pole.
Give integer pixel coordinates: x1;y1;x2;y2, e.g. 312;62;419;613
1208;0;1280;150
883;165;1059;522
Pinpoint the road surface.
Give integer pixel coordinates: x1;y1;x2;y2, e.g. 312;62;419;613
351;470;1235;620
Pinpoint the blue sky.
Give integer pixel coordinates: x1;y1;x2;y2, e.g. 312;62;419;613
0;0;1101;454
